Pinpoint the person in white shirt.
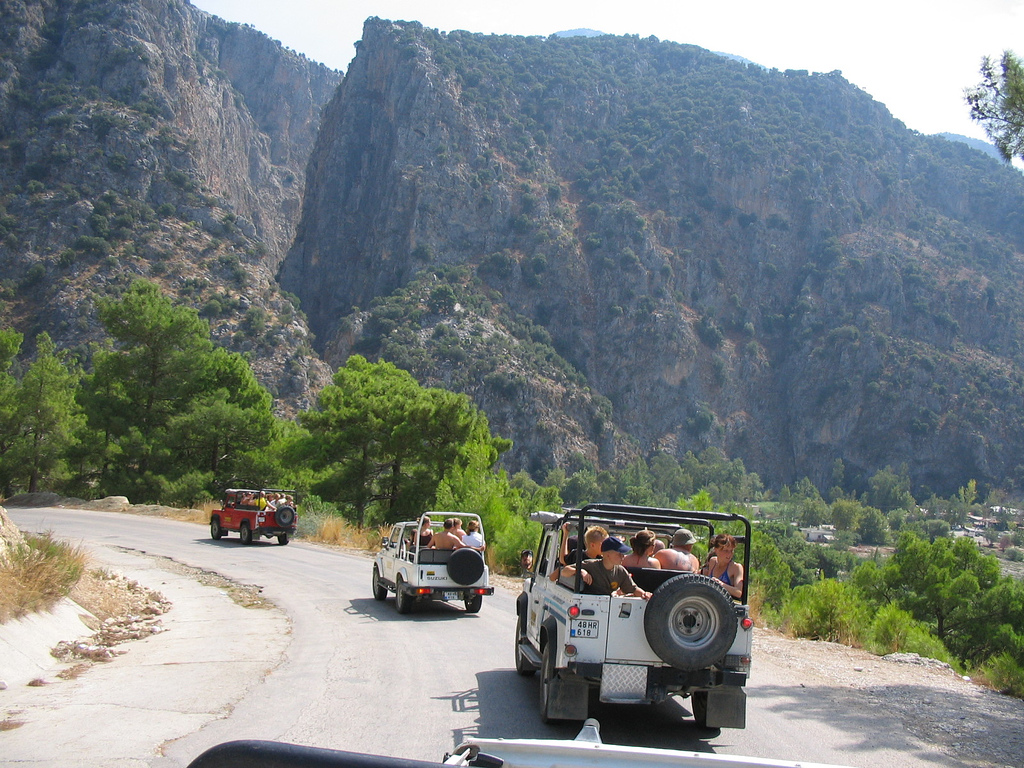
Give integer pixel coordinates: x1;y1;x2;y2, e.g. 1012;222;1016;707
463;519;485;550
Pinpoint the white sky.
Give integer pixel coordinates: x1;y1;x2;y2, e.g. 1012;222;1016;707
190;0;1024;143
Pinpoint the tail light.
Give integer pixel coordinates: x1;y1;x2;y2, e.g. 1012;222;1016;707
741;617;754;630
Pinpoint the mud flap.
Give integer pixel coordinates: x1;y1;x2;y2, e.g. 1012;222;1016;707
550;673;590;720
706;687;746;729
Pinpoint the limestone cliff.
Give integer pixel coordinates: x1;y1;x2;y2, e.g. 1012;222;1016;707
282;19;1024;494
0;0;340;411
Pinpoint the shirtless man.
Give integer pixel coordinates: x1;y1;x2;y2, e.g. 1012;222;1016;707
654;528;700;572
432;518;465;550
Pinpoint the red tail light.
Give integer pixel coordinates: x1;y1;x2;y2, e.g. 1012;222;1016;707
741;617;754;630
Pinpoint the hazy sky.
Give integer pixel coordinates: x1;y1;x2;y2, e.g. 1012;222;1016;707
190;0;1022;143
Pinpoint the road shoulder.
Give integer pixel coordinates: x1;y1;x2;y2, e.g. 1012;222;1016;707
0;544;290;767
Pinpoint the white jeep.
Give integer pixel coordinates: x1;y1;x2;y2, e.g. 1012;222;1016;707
372;513;494;614
515;504;754;728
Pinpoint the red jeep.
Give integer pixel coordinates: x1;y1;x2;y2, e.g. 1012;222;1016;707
210;489;298;545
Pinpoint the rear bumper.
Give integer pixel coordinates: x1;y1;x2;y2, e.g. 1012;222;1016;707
397;584;494;599
567;661;748;690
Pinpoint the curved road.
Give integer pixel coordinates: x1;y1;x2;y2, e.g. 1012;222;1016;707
7;506;962;768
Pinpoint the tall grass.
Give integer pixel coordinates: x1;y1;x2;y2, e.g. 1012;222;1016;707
0;532;88;623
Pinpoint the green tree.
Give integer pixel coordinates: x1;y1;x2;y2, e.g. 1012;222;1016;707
0;329;25;496
78;281;274;500
299;355;510;525
967;50;1024;161
11;334;83;493
865;465;915;512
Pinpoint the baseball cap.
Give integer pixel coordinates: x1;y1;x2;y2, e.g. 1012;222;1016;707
672;528;697;546
600;536;631;554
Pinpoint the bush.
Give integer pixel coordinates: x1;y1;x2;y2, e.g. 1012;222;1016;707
0;532;88;622
780;579;871;645
980;652;1024;697
864;603;955;664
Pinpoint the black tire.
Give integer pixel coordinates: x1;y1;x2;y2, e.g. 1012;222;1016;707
539;641;558;723
448;548;485;585
464;593;483;613
275;506;295;527
277;533;289;545
643;574;737;671
239;521;253;545
395;576;412;614
372;565;387;601
515;612;537;676
210;517;223;540
691;690;709;728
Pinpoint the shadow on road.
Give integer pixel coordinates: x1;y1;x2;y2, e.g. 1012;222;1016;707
346;595;480;623
441;669;720;754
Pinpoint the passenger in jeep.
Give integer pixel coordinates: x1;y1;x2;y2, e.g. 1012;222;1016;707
655;528;701;572
432;518;466;550
561;536;651;599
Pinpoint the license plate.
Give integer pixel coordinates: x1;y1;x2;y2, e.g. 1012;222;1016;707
442;591;459;601
570;619;600;638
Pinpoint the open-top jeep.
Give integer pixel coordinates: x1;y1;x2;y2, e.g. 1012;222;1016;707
515;503;753;728
372;513;494;614
210;488;298;545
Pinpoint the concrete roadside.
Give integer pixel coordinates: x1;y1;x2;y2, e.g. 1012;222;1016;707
0;543;290;767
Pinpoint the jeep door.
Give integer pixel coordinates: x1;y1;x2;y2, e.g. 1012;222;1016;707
526;528;561;643
381;524;407;583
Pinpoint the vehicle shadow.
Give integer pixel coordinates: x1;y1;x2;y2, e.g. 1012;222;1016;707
444;669;719;753
346;596;479;623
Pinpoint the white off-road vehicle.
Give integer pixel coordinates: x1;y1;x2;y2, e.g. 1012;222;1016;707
372;513;494;614
515;504;754;728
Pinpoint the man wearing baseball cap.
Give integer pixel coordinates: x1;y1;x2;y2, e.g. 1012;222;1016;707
560;536;651;599
655;528;700;572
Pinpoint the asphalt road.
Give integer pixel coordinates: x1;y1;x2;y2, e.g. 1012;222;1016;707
6;506;965;768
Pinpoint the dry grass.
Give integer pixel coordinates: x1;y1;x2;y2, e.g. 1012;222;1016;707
303;514;386;551
0;532;89;624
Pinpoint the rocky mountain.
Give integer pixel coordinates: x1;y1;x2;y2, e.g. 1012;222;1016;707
6;6;1024;498
0;0;340;412
281;19;1024;496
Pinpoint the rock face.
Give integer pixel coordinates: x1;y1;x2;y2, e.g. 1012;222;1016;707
282;19;1024;493
0;506;26;564
0;0;340;413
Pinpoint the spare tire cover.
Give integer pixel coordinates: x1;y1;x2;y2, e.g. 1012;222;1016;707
448;548;485;585
643;574;737;670
275;506;296;527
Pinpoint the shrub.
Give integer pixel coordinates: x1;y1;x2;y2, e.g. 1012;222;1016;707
979;652;1024;697
0;533;88;623
864;603;955;664
780;579;871;645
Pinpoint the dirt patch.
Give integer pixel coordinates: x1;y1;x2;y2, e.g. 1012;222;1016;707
754;628;1024;767
51;568;171;664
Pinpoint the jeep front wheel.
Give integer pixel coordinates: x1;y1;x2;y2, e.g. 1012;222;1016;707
643;574;737;670
372;565;387;601
210;517;223;540
515;613;537;676
239;521;253;545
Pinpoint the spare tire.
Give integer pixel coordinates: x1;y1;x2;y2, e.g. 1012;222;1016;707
643;574;737;670
275;506;296;527
448;548;485;585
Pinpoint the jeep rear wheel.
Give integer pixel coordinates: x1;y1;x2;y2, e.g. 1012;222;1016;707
515;613;537;676
372;565;387;601
239;521;253;545
448;548;485;585
691;690;709;728
539;642;557;723
643;574;737;671
464;593;483;613
395;576;412;614
210;517;223;540
277;533;289;545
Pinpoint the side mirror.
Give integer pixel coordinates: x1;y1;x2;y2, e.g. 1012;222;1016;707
381;537;390;548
